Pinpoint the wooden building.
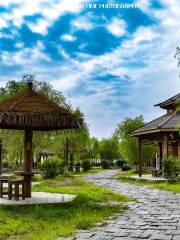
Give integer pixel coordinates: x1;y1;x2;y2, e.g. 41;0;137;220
130;93;180;176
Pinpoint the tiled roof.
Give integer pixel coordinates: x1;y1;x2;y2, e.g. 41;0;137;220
154;93;180;109
130;112;180;136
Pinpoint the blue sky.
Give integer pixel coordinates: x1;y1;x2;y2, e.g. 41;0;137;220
0;0;179;139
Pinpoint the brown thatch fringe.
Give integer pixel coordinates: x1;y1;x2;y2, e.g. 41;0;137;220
0;112;84;131
0;84;85;132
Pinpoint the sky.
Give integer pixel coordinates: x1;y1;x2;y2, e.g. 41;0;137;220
0;0;180;139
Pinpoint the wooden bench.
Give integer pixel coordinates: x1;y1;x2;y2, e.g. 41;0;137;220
8;179;25;201
152;169;162;177
0;179;10;198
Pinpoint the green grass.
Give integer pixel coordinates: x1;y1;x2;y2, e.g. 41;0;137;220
32;167;103;182
0;169;131;240
121;169;137;176
119;171;180;193
121;169;150;177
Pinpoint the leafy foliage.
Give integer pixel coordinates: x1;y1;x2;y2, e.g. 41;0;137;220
114;116;144;164
0;75;68;107
101;160;111;169
81;159;92;171
116;159;126;168
99;136;121;162
163;156;180;180
114;116;156;165
39;156;63;179
89;137;100;159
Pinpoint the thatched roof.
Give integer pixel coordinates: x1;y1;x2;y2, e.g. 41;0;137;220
0;82;84;131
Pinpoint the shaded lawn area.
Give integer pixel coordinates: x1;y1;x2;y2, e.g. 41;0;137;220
119;170;180;193
0;171;132;240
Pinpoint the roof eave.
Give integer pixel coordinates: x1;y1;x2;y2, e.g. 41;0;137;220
130;128;176;137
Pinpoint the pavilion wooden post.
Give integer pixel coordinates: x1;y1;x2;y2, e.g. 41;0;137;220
163;134;168;158
24;128;33;197
138;137;142;177
158;142;163;169
63;138;69;174
69;152;74;172
0;139;2;175
178;142;180;157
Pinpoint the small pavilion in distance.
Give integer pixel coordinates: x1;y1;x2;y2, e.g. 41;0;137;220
130;93;180;176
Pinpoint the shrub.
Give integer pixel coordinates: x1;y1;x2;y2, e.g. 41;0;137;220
122;163;132;171
163;156;180;180
75;161;81;172
81;159;92;171
39;156;62;179
2;161;9;168
101;160;111;169
116;159;125;168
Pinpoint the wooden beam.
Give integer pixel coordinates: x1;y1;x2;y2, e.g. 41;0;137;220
138;137;142;177
24;128;33;197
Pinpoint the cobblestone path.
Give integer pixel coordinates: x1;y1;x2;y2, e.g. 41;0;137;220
58;170;180;240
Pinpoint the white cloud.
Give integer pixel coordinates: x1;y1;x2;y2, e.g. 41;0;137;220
1;41;50;67
0;18;8;28
62;1;180;138
61;34;76;41
28;19;49;35
72;15;94;30
0;0;87;33
1;0;180;139
122;26;160;49
107;17;127;37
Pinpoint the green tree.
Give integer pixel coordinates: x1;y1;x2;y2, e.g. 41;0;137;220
99;136;121;163
89;137;100;165
114;116;156;165
0;74;68;106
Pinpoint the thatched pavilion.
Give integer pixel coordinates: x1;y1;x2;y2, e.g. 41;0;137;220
130;93;180;176
0;82;84;197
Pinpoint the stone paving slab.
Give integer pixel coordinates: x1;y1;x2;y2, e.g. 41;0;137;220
57;170;180;240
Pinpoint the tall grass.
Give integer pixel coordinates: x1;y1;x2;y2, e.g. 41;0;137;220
0;172;131;240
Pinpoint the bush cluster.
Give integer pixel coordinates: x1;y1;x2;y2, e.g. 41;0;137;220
163;156;180;180
39;156;63;179
116;159;125;168
101;160;111;169
81;159;92;171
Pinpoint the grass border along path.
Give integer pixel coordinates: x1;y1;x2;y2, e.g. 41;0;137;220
119;169;180;193
0;169;131;240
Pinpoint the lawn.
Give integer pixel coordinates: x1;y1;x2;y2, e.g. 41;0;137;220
0;169;131;240
119;169;180;193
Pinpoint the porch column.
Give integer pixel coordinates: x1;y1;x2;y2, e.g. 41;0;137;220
158;142;163;169
0;139;2;175
63;138;69;174
24;128;33;197
178;142;180;157
163;134;168;158
138;137;142;177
